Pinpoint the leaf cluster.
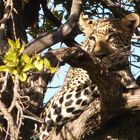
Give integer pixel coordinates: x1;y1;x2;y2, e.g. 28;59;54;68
0;39;56;82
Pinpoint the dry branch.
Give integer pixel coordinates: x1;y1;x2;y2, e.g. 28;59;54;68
0;100;18;140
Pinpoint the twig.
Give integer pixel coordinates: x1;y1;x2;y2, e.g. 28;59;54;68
8;75;26;139
15;101;24;135
8;75;19;112
47;85;61;89
11;12;17;40
0;100;18;140
131;63;140;69
24;115;43;123
5;125;10;140
0;72;9;93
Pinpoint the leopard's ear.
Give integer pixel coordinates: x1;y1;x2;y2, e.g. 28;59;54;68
121;13;140;31
79;13;95;34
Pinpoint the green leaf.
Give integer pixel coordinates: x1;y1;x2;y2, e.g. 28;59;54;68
4;57;19;68
5;61;17;68
49;67;57;73
0;66;18;75
10;69;18;75
0;65;10;72
43;58;51;68
15;38;20;49
33;60;43;71
8;38;16;51
22;63;34;72
34;54;41;61
22;54;31;64
19;73;27;82
4;51;17;62
18;58;25;67
19;44;25;54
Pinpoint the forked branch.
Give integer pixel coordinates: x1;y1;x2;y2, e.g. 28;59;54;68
0;100;18;140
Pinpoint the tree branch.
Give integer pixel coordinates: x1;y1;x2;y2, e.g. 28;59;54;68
0;100;18;140
23;0;82;56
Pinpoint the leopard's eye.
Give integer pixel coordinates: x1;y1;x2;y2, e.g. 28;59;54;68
89;36;96;41
107;34;115;43
107;32;120;43
87;20;93;25
107;33;119;43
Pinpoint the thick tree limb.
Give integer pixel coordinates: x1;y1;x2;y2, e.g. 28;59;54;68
40;0;79;48
23;0;82;56
44;46;140;140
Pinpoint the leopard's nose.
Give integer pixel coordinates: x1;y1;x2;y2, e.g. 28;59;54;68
93;40;109;57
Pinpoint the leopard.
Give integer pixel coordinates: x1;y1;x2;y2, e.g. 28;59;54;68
39;13;140;140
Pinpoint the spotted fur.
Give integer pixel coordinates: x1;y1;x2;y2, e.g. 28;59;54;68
39;13;139;139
